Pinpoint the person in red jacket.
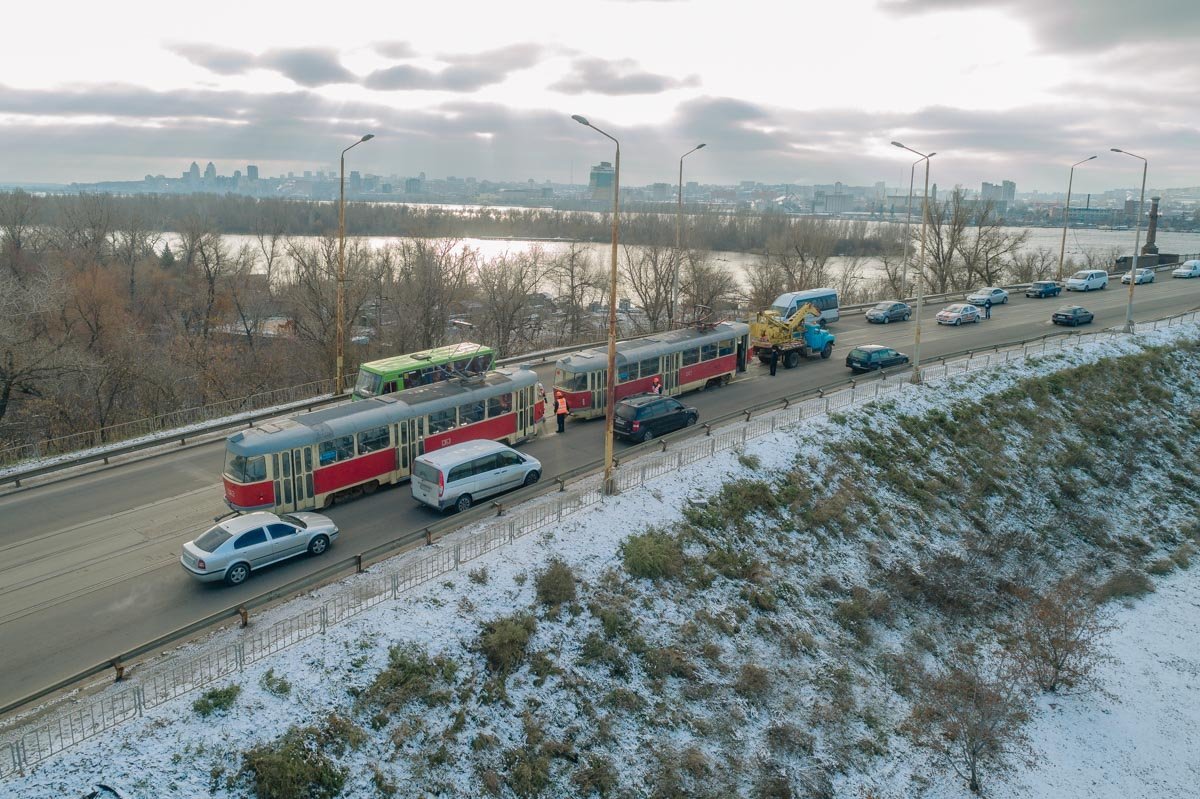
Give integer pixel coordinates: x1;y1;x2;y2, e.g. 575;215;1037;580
650;375;662;394
555;391;569;433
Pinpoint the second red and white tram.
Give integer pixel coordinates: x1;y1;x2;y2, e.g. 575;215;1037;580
223;366;543;513
553;321;750;420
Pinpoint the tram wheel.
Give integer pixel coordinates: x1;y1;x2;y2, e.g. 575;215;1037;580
362;480;378;496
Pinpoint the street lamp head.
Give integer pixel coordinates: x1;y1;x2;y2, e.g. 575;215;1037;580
571;114;589;126
1085;155;1096;160
360;134;374;142
891;141;905;148
928;152;937;158
696;143;707;150
1110;148;1123;153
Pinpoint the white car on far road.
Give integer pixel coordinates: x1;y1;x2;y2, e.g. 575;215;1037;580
1172;260;1200;279
936;303;981;326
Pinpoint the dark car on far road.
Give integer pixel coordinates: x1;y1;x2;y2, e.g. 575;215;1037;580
845;345;911;373
1025;280;1062;298
865;301;912;324
613;394;698;443
1051;305;1094;327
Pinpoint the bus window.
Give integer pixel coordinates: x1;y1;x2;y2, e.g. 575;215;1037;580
638;358;659;378
318;435;354;465
682;348;700;366
357;426;389;454
718;339;734;357
428;408;456;433
701;343;717;361
383;381;398;394
402;372;420;390
487;396;505;417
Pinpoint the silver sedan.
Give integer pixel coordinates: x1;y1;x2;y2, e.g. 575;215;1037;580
181;511;339;585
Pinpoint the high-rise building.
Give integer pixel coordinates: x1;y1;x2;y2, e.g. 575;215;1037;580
1002;180;1016;203
247;165;259;181
588;161;614;202
187;162;200;182
203;162;216;180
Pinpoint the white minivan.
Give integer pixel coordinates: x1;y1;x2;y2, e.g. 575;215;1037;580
411;440;542;513
1065;269;1109;291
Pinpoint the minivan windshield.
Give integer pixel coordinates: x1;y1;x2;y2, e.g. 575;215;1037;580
1071;271;1090;280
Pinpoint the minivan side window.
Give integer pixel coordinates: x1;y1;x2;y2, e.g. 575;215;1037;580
472;454;499;474
498;452;523;467
447;464;472;483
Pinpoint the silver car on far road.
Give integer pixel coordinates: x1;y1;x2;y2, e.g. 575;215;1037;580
180;511;339;585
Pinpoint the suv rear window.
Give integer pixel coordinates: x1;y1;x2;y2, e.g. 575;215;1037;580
412;461;440;483
616;403;639;420
849;348;871;359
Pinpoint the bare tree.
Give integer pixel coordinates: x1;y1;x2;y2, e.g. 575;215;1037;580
108;206;162;303
908;644;1033;795
920;190;973;294
679;250;738;321
474;248;547;355
763;218;840;289
387;238;476;350
1006;247;1057;284
1007;575;1114;695
956;200;1029;286
284;235;374;377
49;193;115;267
0;268;73;424
548;242;606;345
742;258;788;312
0;189;44;279
620;242;673;332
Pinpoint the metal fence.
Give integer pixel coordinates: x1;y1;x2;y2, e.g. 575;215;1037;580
2;307;1199;778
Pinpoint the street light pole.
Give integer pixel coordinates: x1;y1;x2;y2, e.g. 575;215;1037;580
335;133;375;393
892;141;935;384
1056;155;1097;281
671;143;705;329
900;153;933;299
1111;148;1147;333
573;115;621;494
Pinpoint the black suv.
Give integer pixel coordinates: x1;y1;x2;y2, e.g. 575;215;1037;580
845;345;910;373
614;395;699;442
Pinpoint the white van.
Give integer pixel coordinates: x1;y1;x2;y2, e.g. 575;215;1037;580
411;440;542;513
1065;269;1108;291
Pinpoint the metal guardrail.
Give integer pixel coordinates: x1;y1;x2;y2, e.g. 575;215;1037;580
3;306;1199;777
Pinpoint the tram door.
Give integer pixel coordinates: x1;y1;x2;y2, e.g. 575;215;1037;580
291;447;314;510
590;369;607;412
663;353;680;394
397;419;420;475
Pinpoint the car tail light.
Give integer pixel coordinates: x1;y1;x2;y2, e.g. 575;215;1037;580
438;471;444;498
631;421;640;431
196;559;206;570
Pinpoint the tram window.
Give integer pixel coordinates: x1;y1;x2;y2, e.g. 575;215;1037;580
487;396;505;417
718;338;734;357
281;453;291;479
460;403;485;425
428;408;457;433
681;348;700;366
701;343;718;361
618;364;631;382
304;449;312;471
638;358;659;378
358;426;389;454
318;435;354;465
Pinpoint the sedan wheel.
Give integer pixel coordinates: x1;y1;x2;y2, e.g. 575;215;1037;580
883;316;890;324
686;413;698;427
224;562;250;586
307;534;330;556
455;494;473;513
954;318;961;326
904;313;911;321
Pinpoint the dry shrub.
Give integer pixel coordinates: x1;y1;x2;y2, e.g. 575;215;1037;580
1008;575;1114;694
621;529;685;580
479;613;537;674
535;558;577;607
735;663;772;700
1093;570;1154;603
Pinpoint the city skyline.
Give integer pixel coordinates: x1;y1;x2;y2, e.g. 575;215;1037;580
1;0;1197;192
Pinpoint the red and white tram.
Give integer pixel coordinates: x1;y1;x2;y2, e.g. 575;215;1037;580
223;366;543;513
553;321;750;420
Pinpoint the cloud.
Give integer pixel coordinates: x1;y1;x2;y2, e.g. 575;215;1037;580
168;43;256;76
258;48;356;87
373;40;416;59
551;57;700;95
169;43;355;87
364;44;551;92
880;0;1200;53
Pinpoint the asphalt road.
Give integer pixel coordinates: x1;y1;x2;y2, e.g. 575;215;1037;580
1;280;1198;711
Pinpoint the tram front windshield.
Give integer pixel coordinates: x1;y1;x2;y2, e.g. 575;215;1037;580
224;452;266;483
355;370;383;398
555;369;588;392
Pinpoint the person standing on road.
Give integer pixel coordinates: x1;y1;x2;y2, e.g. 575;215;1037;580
984;300;992;320
536;383;548;432
769;346;780;376
555;390;569;433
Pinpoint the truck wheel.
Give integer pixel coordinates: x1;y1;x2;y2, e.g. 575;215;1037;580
820;343;833;360
783;351;801;369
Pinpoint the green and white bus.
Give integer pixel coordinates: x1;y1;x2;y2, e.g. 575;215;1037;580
352;342;496;400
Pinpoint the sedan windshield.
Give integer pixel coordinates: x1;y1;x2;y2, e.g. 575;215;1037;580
872;303;892;311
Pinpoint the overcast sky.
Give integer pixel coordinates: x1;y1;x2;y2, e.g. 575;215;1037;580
1;0;1197;193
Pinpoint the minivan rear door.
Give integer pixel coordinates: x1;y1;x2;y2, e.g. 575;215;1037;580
411;459;442;507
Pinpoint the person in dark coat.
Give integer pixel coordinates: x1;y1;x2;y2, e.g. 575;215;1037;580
983;300;992;319
769;346;780;376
